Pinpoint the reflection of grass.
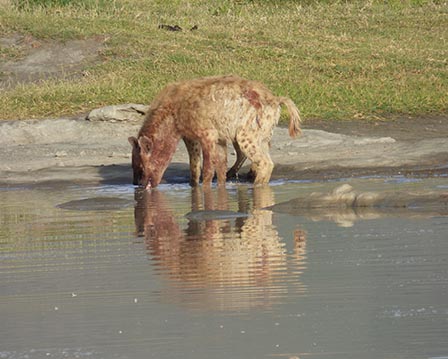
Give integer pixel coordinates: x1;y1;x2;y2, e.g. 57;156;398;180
0;0;447;120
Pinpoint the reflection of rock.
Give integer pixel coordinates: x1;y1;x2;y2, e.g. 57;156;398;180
57;197;133;211
270;184;448;227
185;209;249;221
134;186;307;311
86;104;149;122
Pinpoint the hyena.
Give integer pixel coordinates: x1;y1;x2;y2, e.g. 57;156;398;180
128;75;301;188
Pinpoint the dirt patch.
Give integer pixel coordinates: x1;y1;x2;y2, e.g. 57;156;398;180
0;34;105;88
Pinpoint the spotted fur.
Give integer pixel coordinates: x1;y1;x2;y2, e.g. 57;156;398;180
129;75;301;188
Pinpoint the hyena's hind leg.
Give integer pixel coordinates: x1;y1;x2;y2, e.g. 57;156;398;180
183;137;202;187
226;141;247;180
236;130;274;185
247;141;270;181
199;130;228;187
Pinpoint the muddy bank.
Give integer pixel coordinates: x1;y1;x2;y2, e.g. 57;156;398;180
0;115;447;186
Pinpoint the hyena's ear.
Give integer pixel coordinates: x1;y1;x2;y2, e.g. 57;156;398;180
128;136;139;149
138;136;152;155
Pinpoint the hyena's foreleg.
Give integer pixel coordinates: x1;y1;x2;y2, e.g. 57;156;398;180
183;137;202;187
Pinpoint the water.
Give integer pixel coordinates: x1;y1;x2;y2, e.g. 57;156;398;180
1;178;447;359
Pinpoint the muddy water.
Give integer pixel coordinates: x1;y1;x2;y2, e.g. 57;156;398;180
1;178;447;359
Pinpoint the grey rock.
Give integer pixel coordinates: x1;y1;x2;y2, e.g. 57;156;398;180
55;150;68;157
86;104;149;122
269;184;448;227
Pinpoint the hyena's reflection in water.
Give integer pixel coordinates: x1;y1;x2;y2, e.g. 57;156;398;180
134;186;307;311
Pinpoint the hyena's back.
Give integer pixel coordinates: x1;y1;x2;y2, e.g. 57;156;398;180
149;75;282;143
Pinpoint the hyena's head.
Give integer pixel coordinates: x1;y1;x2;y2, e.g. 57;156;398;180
128;135;161;189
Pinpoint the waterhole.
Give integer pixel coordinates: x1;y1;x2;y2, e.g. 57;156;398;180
1;178;447;359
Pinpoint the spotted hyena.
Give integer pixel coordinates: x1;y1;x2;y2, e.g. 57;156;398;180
128;75;301;188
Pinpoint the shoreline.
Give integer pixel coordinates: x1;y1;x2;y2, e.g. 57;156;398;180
0;115;447;187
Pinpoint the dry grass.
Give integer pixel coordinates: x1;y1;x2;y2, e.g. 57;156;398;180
0;0;447;120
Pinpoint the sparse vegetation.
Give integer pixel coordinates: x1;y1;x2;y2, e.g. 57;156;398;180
0;0;447;120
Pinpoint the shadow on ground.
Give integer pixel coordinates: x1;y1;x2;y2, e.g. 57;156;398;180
97;162;193;186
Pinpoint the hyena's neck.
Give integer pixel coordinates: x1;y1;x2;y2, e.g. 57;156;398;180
147;137;179;187
139;105;175;140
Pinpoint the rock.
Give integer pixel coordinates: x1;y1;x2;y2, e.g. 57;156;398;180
86;104;149;122
268;184;448;227
271;184;448;210
55;150;67;157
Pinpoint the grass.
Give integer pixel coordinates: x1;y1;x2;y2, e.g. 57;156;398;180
11;0;111;10
0;0;447;121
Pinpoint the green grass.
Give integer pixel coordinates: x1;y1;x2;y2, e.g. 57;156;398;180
11;0;111;10
0;0;447;121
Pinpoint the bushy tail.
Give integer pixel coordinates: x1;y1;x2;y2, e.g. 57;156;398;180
278;97;302;138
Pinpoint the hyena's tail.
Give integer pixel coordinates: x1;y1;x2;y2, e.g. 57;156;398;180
278;97;302;138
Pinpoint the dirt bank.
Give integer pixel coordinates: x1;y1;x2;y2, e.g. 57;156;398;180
0;115;446;186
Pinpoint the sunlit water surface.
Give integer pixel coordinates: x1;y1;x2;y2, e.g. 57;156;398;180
1;178;447;359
